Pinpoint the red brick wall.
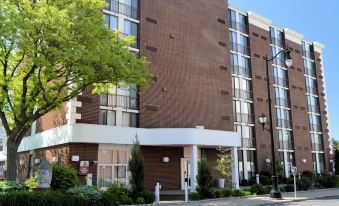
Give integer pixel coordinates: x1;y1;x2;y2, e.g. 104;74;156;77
36;103;67;133
141;146;182;190
139;0;233;130
76;87;100;124
17;143;98;185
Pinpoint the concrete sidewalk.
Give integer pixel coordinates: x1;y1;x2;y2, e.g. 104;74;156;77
159;188;339;206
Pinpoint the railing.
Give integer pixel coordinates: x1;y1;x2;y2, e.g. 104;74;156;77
308;105;319;113
233;88;252;100
231;65;251;78
100;94;138;110
230;42;250;55
276;119;292;128
279;140;294;150
106;0;139;19
274;77;288;87
311;143;324;151
302;50;314;59
309;123;322;132
306;86;318;95
229;20;248;33
234;113;254;124
270;37;284;48
242;138;256;148
275;98;290;108
121;33;139;49
304;67;316;77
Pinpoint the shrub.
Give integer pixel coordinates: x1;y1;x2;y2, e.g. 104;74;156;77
302;170;313;178
0;181;27;193
141;191;155;204
66;186;102;203
248;178;256;186
335;150;339;175
231;189;244;197
287;176;312;191
336;175;339;187
213;189;222;198
128;137;145;197
188;192;201;201
221;188;232;197
316;173;337;188
240;179;248;186
284;184;294;192
24;172;38;191
260;175;271;186
135;197;145;204
106;183;131;205
250;184;270;195
196;156;214;199
51;163;78;190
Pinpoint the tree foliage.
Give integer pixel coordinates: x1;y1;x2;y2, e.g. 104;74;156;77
128;136;145;197
196;156;213;199
216;146;232;182
0;0;150;180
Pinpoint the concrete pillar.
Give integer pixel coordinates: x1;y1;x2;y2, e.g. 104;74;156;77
284;151;289;178
231;147;240;189
242;149;249;180
190;145;198;192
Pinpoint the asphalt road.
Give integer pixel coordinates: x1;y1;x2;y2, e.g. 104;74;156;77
272;196;339;206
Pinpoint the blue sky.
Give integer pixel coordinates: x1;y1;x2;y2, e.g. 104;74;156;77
228;0;339;140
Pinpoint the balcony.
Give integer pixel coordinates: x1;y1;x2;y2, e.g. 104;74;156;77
242;138;256;148
306;86;318;95
233;88;252;100
276;119;292;128
230;42;250;55
121;33;139;49
311;143;324;151
270;37;284;48
309;123;322;132
234;113;254;124
279;140;294;150
229;20;248;33
106;0;139;20
308;105;319;113
274;77;289;87
275;98;290;108
302;50;314;59
100;94;138;110
231;65;251;78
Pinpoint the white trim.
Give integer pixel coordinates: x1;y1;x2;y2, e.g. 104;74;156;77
284;28;304;44
247;12;272;31
18;124;241;152
313;42;325;53
66;99;82;125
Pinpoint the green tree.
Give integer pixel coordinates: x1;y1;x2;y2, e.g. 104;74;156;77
0;0;150;180
216;146;232;182
335;150;339;175
196;156;213;199
128;136;144;197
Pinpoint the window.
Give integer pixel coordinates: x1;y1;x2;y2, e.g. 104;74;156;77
104;14;118;30
99;110;116;126
246;150;256;178
122;112;137;127
238;150;244;180
228;9;236;29
124;20;138;36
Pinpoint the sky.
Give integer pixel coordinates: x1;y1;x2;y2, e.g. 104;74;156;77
228;0;339;140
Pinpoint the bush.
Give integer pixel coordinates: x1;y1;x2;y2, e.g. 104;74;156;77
221;188;232;197
24;172;38;191
302;170;313;178
188;192;201;201
284;184;294;192
248;178;256;186
250;184;270;195
66;186;102;203
316;173;337;188
128;138;145;197
213;189;222;198
135;197;145;204
141;191;155;204
0;181;27;193
51;163;78;190
260;175;271;186
106;183;131;205
287;176;312;191
336;176;339;187
196;156;214;199
231;189;244;197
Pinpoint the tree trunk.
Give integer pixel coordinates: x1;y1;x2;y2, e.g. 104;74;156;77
6;140;18;181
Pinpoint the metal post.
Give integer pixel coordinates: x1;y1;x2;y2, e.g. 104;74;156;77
294;175;296;199
184;182;188;202
256;174;260;184
265;55;282;199
155;182;160;204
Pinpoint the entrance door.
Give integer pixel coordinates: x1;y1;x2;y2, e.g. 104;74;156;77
180;158;191;190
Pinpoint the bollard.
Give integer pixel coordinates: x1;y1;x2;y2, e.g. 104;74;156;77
86;174;92;186
184;182;188;202
155;182;160;204
256;174;260;184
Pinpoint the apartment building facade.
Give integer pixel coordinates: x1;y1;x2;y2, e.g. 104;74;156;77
15;0;332;191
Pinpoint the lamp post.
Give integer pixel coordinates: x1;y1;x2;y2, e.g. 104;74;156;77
259;48;292;199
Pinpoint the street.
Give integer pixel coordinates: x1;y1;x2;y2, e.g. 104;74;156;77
273;196;339;206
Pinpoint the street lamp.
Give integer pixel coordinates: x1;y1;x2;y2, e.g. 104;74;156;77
262;48;292;199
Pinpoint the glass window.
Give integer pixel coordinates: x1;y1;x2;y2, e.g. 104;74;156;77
122;112;137;127
104;14;118;30
124;20;138;36
228;9;236;22
231;54;238;65
125;0;138;9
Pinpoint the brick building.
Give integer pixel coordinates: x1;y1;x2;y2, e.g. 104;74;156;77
16;0;332;191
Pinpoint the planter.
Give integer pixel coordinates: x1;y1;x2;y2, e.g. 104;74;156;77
218;178;225;188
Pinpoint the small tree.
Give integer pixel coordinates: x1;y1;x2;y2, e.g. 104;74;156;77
335;150;339;175
216;147;232;183
128;136;144;197
196;156;213;199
